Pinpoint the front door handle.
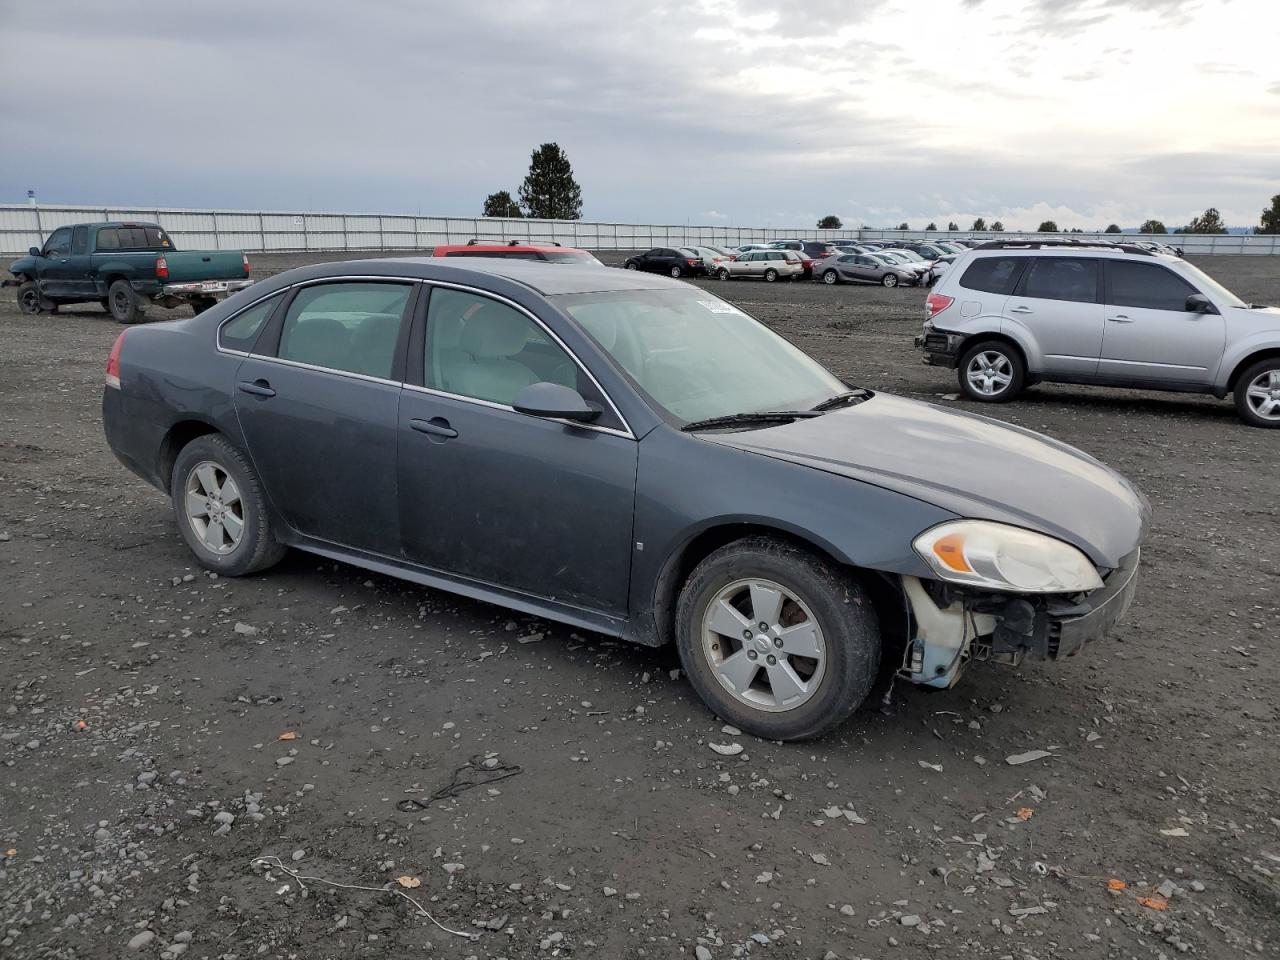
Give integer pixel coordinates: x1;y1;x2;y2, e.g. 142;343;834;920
409;417;458;439
1009;305;1033;314
1107;315;1134;323
236;379;276;397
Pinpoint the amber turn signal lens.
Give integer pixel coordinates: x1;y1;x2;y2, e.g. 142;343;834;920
932;533;973;573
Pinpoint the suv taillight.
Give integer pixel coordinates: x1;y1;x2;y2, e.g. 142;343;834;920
106;331;126;389
926;293;954;319
242;253;251;275
155;255;169;280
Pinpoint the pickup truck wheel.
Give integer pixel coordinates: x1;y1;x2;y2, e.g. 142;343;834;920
1234;358;1280;428
108;279;145;324
171;435;286;576
675;536;881;741
191;296;217;315
17;282;43;315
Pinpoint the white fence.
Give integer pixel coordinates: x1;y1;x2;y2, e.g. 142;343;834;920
1;203;1276;256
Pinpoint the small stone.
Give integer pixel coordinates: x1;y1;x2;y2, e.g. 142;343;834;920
291;849;306;862
840;904;856;916
696;946;713;960
709;742;743;756
1005;750;1053;766
602;886;617;897
900;914;920;926
276;756;294;767
212;811;234;825
233;622;259;636
721;725;742;736
1189;879;1205;892
127;930;156;951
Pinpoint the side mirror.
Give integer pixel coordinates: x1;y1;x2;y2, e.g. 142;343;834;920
511;382;601;423
1184;293;1213;313
29;247;41;257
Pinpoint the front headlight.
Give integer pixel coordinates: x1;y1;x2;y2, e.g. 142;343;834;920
913;520;1103;594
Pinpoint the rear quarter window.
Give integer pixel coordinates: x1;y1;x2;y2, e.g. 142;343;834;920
959;257;1026;294
219;293;282;353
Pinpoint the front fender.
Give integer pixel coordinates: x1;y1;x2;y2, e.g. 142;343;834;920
1217;330;1280;391
7;256;37;278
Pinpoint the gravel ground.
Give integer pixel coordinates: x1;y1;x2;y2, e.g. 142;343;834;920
1;252;1277;960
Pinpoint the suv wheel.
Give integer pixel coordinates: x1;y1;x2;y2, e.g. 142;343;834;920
1234;359;1280;428
675;537;881;741
959;340;1025;402
763;268;779;282
171;435;286;576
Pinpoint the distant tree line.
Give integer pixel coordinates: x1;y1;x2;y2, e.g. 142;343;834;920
482;143;583;220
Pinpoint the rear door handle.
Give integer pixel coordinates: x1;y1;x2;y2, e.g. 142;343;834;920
236;379;276;397
1009;305;1033;314
1107;315;1134;323
409;417;458;439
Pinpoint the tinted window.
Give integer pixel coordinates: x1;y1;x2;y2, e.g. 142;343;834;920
960;256;1025;294
220;293;282;353
1107;261;1196;311
1019;257;1098;303
44;228;71;256
278;282;411;378
96;228;119;250
71;226;89;255
425;288;574;406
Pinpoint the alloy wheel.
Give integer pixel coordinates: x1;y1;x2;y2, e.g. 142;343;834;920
184;461;244;555
1245;369;1280;421
966;351;1013;396
701;578;826;712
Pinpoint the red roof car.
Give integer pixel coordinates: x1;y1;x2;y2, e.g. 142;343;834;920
431;241;602;265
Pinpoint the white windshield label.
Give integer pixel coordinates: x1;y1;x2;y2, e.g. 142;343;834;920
697;299;740;314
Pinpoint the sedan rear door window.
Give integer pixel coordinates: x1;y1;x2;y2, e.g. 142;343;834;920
277;282;412;379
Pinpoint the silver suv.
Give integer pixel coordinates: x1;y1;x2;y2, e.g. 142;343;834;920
917;240;1280;427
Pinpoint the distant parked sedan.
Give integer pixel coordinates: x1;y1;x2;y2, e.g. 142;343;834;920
715;249;805;282
623;247;706;278
875;251;933;283
689;246;737;273
815;253;919;287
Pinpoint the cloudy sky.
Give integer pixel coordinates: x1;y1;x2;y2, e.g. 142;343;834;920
1;0;1276;230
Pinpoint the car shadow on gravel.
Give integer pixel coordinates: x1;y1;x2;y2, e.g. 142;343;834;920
1009;386;1240;423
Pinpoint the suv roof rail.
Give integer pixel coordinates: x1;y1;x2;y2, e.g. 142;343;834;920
465;238;561;247
972;238;1154;256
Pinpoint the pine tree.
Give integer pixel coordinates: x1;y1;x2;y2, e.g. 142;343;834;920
1183;207;1226;234
518;143;583;220
1256;195;1280;234
925;222;937;231
990;221;1004;232
482;190;522;218
1037;220;1059;232
971;217;987;231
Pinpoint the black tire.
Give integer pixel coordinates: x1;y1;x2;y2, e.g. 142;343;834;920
1233;357;1280;428
716;268;731;281
670;265;683;278
881;273;899;287
170;434;286;576
625;262;639;270
763;268;779;283
99;298;111;314
107;279;145;324
958;339;1026;403
17;281;42;315
191;296;217;315
822;269;838;285
675;536;881;742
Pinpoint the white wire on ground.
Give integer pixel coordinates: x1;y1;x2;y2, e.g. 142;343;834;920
249;856;478;941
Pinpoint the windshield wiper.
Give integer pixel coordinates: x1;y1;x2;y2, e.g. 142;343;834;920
810;389;872;411
680;410;823;432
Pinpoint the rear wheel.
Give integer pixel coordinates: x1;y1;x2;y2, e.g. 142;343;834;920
670;265;683;278
1234;358;1280;428
763;268;779;283
17;281;42;315
959;340;1025;402
675;537;881;741
170;435;286;576
191;296;217;315
107;279;144;324
822;269;838;285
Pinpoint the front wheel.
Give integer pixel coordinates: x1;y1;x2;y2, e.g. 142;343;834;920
959;340;1025;402
716;268;731;281
822;269;838;285
881;273;899;287
108;279;145;324
1234;358;1280;428
171;435;286;576
675;537;881;741
17;281;43;315
763;268;779;283
625;262;639;270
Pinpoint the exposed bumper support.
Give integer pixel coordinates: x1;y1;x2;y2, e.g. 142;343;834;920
160;279;254;297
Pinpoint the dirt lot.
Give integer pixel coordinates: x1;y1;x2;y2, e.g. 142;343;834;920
1;252;1277;960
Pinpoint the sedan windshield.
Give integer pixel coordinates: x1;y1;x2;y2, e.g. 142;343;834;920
554;288;846;423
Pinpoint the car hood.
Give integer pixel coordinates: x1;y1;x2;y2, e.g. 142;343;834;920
708;394;1149;568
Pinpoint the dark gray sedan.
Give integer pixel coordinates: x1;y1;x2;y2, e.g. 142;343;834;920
103;258;1148;740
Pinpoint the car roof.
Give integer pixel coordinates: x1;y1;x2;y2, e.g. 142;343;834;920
263;256;686;296
432;243;588;253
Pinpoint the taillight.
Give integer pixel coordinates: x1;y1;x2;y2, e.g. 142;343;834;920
242;253;251;275
106;331;126;389
686;258;697;266
155;255;169;280
926;293;954;318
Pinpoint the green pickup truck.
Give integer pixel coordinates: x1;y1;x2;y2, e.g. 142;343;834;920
6;221;252;323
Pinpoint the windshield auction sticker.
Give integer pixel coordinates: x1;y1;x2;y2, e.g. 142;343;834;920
697;299;741;314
